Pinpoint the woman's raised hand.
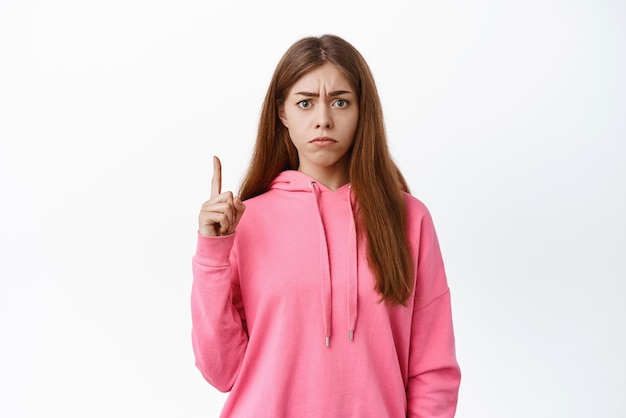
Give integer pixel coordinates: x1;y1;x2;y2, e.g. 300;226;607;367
198;156;246;237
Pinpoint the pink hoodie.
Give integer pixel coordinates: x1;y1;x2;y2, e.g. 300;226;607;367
191;170;461;417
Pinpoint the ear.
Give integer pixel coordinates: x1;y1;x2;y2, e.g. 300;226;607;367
278;107;288;127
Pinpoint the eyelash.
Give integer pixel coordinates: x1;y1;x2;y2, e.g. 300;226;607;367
297;99;349;109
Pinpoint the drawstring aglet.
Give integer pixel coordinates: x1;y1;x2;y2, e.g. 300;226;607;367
349;330;354;341
325;336;330;347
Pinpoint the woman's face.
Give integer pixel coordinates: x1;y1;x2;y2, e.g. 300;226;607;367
279;63;358;181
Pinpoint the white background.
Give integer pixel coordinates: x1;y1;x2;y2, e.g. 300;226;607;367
1;0;625;417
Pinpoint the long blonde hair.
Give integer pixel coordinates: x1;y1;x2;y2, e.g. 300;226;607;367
240;35;414;305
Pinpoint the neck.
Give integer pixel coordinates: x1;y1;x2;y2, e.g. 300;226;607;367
297;164;349;191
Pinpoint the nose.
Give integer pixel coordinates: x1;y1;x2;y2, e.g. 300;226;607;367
315;105;333;129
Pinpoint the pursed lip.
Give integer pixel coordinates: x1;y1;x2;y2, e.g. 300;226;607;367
309;136;337;143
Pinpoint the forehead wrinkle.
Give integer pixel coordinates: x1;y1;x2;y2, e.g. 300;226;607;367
292;90;353;98
288;64;353;98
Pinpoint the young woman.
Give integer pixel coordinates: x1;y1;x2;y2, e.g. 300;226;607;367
192;34;461;417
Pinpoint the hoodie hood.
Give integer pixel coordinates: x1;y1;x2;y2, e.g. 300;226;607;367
269;170;349;194
270;170;358;347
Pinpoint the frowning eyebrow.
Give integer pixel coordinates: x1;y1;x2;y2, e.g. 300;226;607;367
292;90;353;97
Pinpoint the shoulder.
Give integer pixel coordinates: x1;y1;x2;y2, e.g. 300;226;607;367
241;189;281;209
402;192;433;222
402;192;442;243
238;188;305;226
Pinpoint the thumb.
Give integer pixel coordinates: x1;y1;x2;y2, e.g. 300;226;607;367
233;196;246;226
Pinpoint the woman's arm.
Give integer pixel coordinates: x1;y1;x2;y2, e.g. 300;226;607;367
407;210;461;417
191;233;248;392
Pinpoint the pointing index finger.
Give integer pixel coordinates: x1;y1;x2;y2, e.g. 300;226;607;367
211;156;222;198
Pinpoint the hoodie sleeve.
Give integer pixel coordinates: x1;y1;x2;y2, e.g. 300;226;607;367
191;232;248;392
407;210;461;418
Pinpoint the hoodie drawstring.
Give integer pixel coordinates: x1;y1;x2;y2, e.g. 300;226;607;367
347;186;358;341
309;182;332;347
309;181;358;347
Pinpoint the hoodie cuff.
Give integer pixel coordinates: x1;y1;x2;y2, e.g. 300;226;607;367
194;232;236;267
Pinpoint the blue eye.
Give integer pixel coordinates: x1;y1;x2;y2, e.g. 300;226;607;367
298;100;312;109
335;99;348;108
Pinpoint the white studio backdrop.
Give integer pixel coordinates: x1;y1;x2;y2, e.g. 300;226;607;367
1;0;624;417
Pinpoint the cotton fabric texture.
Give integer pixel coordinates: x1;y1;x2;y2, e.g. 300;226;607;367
191;170;461;417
